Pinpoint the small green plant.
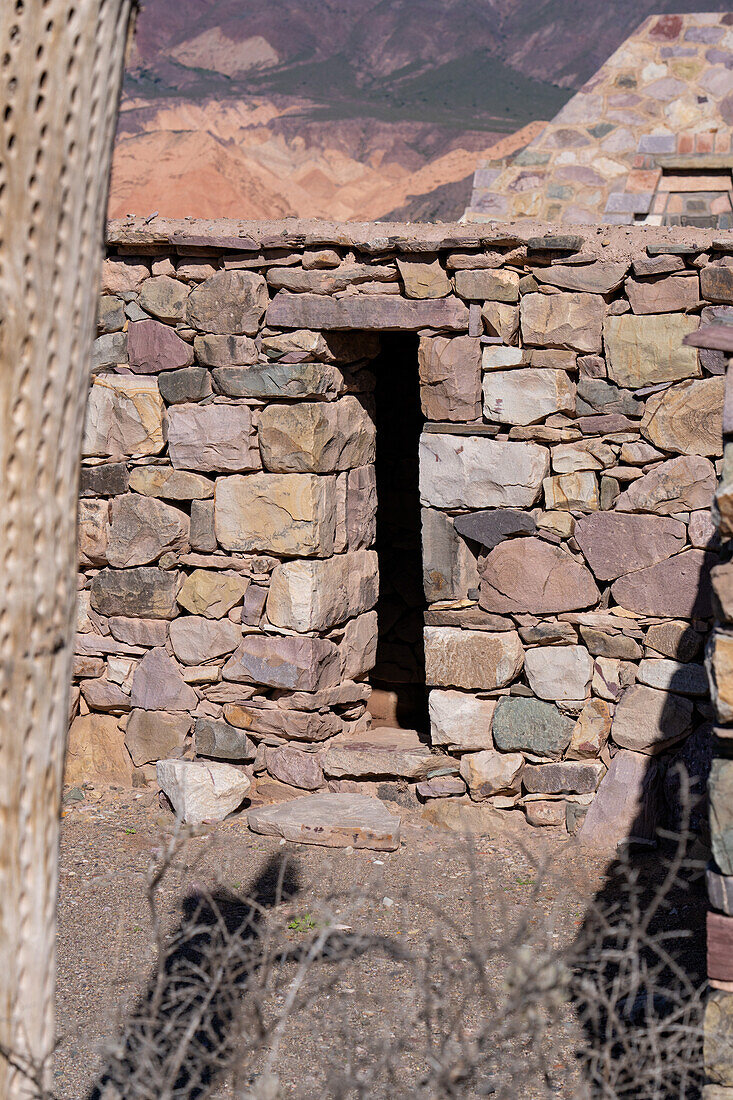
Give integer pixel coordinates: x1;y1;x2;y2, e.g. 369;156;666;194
287;913;316;933
515;876;535;886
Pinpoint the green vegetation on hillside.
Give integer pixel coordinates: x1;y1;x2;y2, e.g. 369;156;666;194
126;48;571;132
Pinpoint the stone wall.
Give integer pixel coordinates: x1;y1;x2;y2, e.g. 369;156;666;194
70;218;733;837
697;320;733;1093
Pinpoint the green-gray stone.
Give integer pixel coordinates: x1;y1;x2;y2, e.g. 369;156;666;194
158;366;212;405
589;123;614;139
212;361;343;399
527;235;585;253
577;377;641;417
90;567;179;619
513;151;551;167
492;697;575;759
194;718;255;761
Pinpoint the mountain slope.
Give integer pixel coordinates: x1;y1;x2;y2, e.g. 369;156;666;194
113;0;733;221
127;0;733;98
109;100;523;221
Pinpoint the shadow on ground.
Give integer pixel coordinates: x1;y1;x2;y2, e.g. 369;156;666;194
87;856;301;1100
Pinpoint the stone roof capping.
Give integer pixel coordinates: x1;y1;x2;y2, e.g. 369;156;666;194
107;217;732;258
75;218;732;849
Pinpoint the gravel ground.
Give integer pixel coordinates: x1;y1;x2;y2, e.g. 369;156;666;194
53;788;707;1100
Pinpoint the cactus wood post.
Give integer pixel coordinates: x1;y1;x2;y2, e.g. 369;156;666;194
0;1;135;1094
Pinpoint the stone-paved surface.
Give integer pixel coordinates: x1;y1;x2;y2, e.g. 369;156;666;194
464;12;733;227
71;218;732;842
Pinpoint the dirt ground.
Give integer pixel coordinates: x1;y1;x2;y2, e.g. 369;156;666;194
53;787;708;1100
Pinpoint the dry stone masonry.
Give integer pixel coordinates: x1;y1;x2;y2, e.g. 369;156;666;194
70;217;732;842
691;317;733;1097
465;12;733;227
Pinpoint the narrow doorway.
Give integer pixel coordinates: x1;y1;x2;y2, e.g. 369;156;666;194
368;333;428;733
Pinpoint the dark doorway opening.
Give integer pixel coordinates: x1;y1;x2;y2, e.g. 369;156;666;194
368;332;429;733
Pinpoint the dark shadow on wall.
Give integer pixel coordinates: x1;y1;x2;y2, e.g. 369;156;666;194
570;829;708;1098
569;533;720;1098
370;332;429;734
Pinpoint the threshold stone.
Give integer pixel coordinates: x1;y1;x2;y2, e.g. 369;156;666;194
247;793;401;850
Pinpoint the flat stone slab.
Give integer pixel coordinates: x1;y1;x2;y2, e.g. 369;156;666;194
421;798;499;836
247;793;401;850
611;549;715;618
267;291;469;331
578;750;661;850
322;728;437;779
453;508;536;550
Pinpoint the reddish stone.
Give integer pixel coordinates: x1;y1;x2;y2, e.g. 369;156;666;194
697;131;715;154
626;169;662;193
267;292;469;332
708;912;733;983
626;275;699;315
574;414;638;435
578;750;661;848
649;14;683;38
611;549;716;618
418;334;481;421
265;745;324;791
525;802;566;827
127;319;194;373
575;512;686;581
479;536;599;614
129;648;198;712
416;776;466;798
535;262;627;294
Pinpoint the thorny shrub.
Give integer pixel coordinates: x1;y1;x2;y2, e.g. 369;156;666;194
3;776;709;1100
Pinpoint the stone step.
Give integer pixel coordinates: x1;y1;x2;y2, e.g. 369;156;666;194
321;727;453;781
247;793;400;850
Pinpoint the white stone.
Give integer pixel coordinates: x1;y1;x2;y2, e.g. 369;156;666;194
459;750;524;799
428;689;496;751
636;658;708;696
419;433;549;509
266;550;379;633
82;375;165;458
543;472;599;511
552;441;614;473
157;759;250;824
482;369;575;426
424;627;524;691
524;645;593;701
592;656;635;702
482;345;524;369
